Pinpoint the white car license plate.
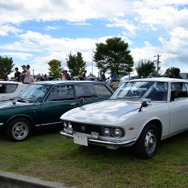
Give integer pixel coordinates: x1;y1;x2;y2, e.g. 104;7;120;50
73;133;88;146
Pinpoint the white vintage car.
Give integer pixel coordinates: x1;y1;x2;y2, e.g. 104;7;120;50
0;81;28;101
60;77;188;159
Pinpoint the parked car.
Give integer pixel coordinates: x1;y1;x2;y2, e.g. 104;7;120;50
0;81;27;101
0;80;113;142
60;77;188;159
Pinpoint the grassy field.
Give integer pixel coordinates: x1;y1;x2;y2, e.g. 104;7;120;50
0;129;188;188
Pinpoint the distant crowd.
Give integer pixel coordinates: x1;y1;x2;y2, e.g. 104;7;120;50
12;66;91;83
4;66;183;86
61;70;88;80
14;65;31;84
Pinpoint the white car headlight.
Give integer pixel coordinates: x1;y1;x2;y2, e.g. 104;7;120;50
113;128;124;137
64;122;73;134
103;127;124;137
103;127;111;136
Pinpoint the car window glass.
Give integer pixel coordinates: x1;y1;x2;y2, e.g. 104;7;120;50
185;83;188;90
171;82;186;91
75;85;96;98
0;84;6;93
47;85;74;101
6;84;18;93
93;84;112;97
171;82;188;101
18;84;51;102
143;82;168;101
112;81;168;101
0;84;17;93
113;81;153;99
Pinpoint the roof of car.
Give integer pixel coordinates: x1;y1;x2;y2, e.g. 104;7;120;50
0;81;23;84
32;80;107;85
128;77;188;83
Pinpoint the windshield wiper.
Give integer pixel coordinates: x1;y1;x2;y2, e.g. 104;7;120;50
17;97;28;103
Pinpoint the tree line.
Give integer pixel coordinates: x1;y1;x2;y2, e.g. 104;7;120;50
0;37;185;80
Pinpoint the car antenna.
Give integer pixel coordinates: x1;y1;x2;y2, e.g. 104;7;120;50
139;101;148;112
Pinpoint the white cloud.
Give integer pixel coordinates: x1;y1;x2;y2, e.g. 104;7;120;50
0;0;134;24
107;18;137;35
135;5;188;30
0;52;33;61
44;26;59;31
0;24;22;36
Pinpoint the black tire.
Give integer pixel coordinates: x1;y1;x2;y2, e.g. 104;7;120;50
133;123;160;159
6;118;31;142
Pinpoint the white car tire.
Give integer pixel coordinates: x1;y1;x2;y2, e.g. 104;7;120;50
134;123;160;159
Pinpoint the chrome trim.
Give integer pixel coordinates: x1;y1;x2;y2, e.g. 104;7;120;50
0;123;4;126
35;121;62;127
60;131;136;146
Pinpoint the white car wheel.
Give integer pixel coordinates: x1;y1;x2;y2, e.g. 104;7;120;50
134;123;160;159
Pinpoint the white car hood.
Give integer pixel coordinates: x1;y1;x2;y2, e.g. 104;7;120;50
61;100;141;124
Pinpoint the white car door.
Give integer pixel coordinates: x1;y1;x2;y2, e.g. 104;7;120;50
169;82;188;133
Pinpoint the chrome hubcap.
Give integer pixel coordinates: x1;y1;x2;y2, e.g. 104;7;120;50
12;122;29;140
144;130;157;155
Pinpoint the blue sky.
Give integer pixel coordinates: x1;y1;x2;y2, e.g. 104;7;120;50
1;0;188;78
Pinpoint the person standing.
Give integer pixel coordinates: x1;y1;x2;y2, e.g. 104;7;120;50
43;74;48;81
172;68;182;79
82;70;87;80
21;65;31;84
61;70;71;80
101;71;106;81
106;77;111;86
20;65;27;83
14;67;21;82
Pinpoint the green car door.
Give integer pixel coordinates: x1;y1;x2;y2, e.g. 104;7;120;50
38;85;79;127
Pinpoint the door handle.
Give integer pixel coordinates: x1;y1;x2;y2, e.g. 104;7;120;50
70;103;76;106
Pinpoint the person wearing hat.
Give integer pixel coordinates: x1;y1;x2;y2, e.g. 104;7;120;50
20;65;31;84
14;67;21;82
20;65;27;83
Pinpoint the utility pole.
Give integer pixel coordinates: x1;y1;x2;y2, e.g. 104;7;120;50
32;69;34;77
91;51;93;76
154;54;161;76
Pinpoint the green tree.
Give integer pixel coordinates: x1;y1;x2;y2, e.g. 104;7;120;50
0;55;14;80
93;37;134;78
163;67;176;77
48;59;62;79
66;52;86;77
135;59;156;78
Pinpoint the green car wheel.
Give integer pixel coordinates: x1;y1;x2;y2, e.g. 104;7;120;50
6;118;31;142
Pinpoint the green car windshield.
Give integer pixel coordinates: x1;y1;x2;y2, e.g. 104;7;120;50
17;84;52;102
111;81;168;101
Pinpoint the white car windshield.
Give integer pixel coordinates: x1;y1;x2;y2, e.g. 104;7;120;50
111;81;168;101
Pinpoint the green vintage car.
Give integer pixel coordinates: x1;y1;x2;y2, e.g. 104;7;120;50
0;80;113;142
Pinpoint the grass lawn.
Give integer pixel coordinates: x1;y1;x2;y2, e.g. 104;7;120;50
0;129;188;188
